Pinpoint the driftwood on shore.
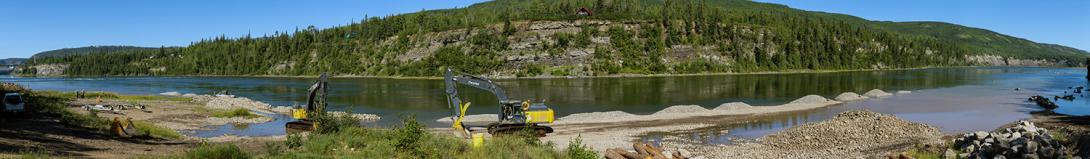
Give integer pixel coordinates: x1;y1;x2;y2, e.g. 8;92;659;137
604;143;686;159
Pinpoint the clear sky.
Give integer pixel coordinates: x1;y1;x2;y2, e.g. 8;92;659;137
756;0;1090;52
2;0;1088;59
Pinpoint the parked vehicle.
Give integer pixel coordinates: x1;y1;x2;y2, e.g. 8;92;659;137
4;93;26;114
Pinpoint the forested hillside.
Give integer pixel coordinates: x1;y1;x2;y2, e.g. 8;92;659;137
1;58;27;66
19;0;1089;77
29;46;159;59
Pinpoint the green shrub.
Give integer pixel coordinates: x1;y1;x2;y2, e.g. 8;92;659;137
284;134;303;149
313;111;361;134
211;108;261;119
548;66;574;76
564;136;598;159
519;64;546;77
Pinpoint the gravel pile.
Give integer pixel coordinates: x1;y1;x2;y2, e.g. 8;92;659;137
863;89;893;97
205;116;273;125
558;111;637;121
763;110;942;149
712;102;752;111
193;95;274;111
653;105;709;115
946;120;1068;159
788;95;833;104
834;92;868;101
679;110;943;159
327;111;382;122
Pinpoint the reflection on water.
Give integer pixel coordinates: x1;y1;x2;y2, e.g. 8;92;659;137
4;67;1084;137
644;67;1089;145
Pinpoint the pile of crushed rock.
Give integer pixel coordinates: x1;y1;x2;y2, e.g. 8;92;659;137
676;110;943;159
762;110;943;151
946;120;1068;159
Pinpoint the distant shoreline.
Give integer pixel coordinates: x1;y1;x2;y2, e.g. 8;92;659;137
13;66;1079;80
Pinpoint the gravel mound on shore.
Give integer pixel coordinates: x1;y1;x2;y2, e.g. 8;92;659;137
863;89;893;97
834;92;868;101
327;111;382;122
679;110;943;159
789;95;833;104
558;111;637;121
712;102;752;111
653;105;709;115
205;116;274;125
193;95;274;111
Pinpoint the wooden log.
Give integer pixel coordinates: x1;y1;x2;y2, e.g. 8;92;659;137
633;143;650;156
608;148;647;159
643;143;667;159
604;150;626;159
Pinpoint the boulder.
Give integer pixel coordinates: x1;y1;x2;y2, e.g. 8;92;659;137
949;120;1067;158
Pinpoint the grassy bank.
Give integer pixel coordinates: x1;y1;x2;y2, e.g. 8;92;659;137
157;116;597;159
33;90;191;102
1;84;184;140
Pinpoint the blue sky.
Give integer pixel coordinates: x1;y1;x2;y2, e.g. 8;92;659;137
1;0;1087;59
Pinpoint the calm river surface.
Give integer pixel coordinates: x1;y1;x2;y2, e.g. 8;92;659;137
3;67;1087;138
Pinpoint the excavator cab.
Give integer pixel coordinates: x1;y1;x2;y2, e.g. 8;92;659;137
445;68;555;138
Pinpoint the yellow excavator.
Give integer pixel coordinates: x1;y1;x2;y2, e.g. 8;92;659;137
285;73;329;133
445;68;555;138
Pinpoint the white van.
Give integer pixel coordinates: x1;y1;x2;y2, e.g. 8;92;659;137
4;93;25;113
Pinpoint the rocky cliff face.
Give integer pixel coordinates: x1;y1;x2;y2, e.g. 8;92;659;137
964;55;1075;67
25;64;68;76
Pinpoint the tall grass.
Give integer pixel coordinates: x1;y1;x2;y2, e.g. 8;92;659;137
155;144;252;159
131;120;183;139
245;115;597;159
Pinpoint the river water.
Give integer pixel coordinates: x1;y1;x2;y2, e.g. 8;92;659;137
3;67;1087;138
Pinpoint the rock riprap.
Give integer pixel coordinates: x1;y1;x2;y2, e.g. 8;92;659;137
946;120;1068;159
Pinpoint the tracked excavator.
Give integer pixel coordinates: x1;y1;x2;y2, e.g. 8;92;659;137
445;68;555;138
285;73;329;133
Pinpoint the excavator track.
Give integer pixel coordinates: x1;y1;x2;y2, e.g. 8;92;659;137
285;120;316;134
487;124;554;137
